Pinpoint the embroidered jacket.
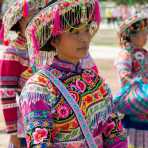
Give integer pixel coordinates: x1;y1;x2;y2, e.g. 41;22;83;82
20;57;127;147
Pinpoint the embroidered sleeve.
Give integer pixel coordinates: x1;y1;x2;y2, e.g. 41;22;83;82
0;50;28;134
102;113;127;148
113;78;148;116
114;50;133;86
20;80;54;147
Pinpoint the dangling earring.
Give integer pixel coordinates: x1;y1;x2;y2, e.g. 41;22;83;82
89;21;98;36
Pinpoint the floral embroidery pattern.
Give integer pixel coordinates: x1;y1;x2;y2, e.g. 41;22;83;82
20;57;127;147
76;80;86;93
57;104;71;119
33;128;48;144
82;70;94;84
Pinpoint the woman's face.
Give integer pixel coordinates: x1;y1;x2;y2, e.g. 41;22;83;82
53;25;93;64
130;30;148;48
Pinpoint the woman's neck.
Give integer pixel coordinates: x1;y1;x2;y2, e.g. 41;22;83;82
57;54;80;65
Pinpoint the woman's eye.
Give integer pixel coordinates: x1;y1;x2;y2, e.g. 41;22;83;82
70;27;89;35
69;28;80;35
70;30;80;35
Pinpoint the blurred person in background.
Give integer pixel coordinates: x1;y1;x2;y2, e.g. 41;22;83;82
114;14;148;148
0;0;52;147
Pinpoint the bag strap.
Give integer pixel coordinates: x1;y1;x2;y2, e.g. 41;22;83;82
39;69;97;148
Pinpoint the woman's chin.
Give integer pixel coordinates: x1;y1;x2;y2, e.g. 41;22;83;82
78;52;88;59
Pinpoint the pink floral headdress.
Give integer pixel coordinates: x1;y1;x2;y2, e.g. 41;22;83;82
25;0;102;68
0;0;52;44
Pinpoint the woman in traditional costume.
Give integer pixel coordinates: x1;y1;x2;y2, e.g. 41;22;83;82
19;0;127;147
114;14;148;148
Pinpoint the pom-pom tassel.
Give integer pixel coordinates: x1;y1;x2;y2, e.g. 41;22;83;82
52;6;62;36
93;0;101;25
30;27;40;73
23;0;29;17
31;27;40;56
0;24;4;41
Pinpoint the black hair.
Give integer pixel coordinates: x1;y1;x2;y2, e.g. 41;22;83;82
40;37;57;52
11;22;20;32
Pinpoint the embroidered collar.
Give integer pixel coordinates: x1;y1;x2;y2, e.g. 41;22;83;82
51;56;82;73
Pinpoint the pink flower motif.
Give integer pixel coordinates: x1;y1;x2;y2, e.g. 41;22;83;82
133;60;141;72
76;80;86;93
82;72;94;84
63;2;70;7
33;128;48;144
57;104;71;119
7;90;15;96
